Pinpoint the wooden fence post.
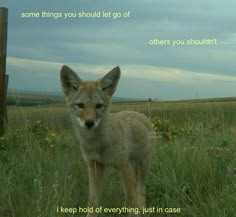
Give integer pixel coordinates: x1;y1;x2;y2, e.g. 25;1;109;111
0;7;8;136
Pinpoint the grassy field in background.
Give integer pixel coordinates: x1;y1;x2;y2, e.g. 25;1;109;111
0;96;236;217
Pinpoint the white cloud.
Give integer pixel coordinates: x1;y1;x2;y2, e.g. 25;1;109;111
121;65;236;84
7;57;60;70
7;56;236;85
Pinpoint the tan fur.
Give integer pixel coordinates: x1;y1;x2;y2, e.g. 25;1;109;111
60;65;155;217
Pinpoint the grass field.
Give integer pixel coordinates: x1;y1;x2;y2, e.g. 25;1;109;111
0;96;236;217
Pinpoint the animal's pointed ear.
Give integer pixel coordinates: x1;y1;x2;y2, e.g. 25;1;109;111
100;66;121;96
60;65;82;96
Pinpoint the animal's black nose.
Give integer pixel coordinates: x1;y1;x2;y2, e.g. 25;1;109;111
85;120;95;129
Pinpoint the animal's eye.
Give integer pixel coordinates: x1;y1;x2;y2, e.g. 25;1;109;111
96;103;104;109
77;103;84;109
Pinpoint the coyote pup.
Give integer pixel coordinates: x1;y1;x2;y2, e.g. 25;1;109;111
60;65;154;217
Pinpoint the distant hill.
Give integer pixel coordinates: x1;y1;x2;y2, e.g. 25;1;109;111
7;90;236;107
161;96;236;104
7;90;143;106
7;90;65;106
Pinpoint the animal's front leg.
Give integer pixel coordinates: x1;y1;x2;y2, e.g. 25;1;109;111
86;160;104;217
119;162;140;217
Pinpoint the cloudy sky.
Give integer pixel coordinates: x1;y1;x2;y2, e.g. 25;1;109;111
1;0;236;100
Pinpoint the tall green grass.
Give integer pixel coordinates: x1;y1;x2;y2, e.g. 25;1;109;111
0;100;236;217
